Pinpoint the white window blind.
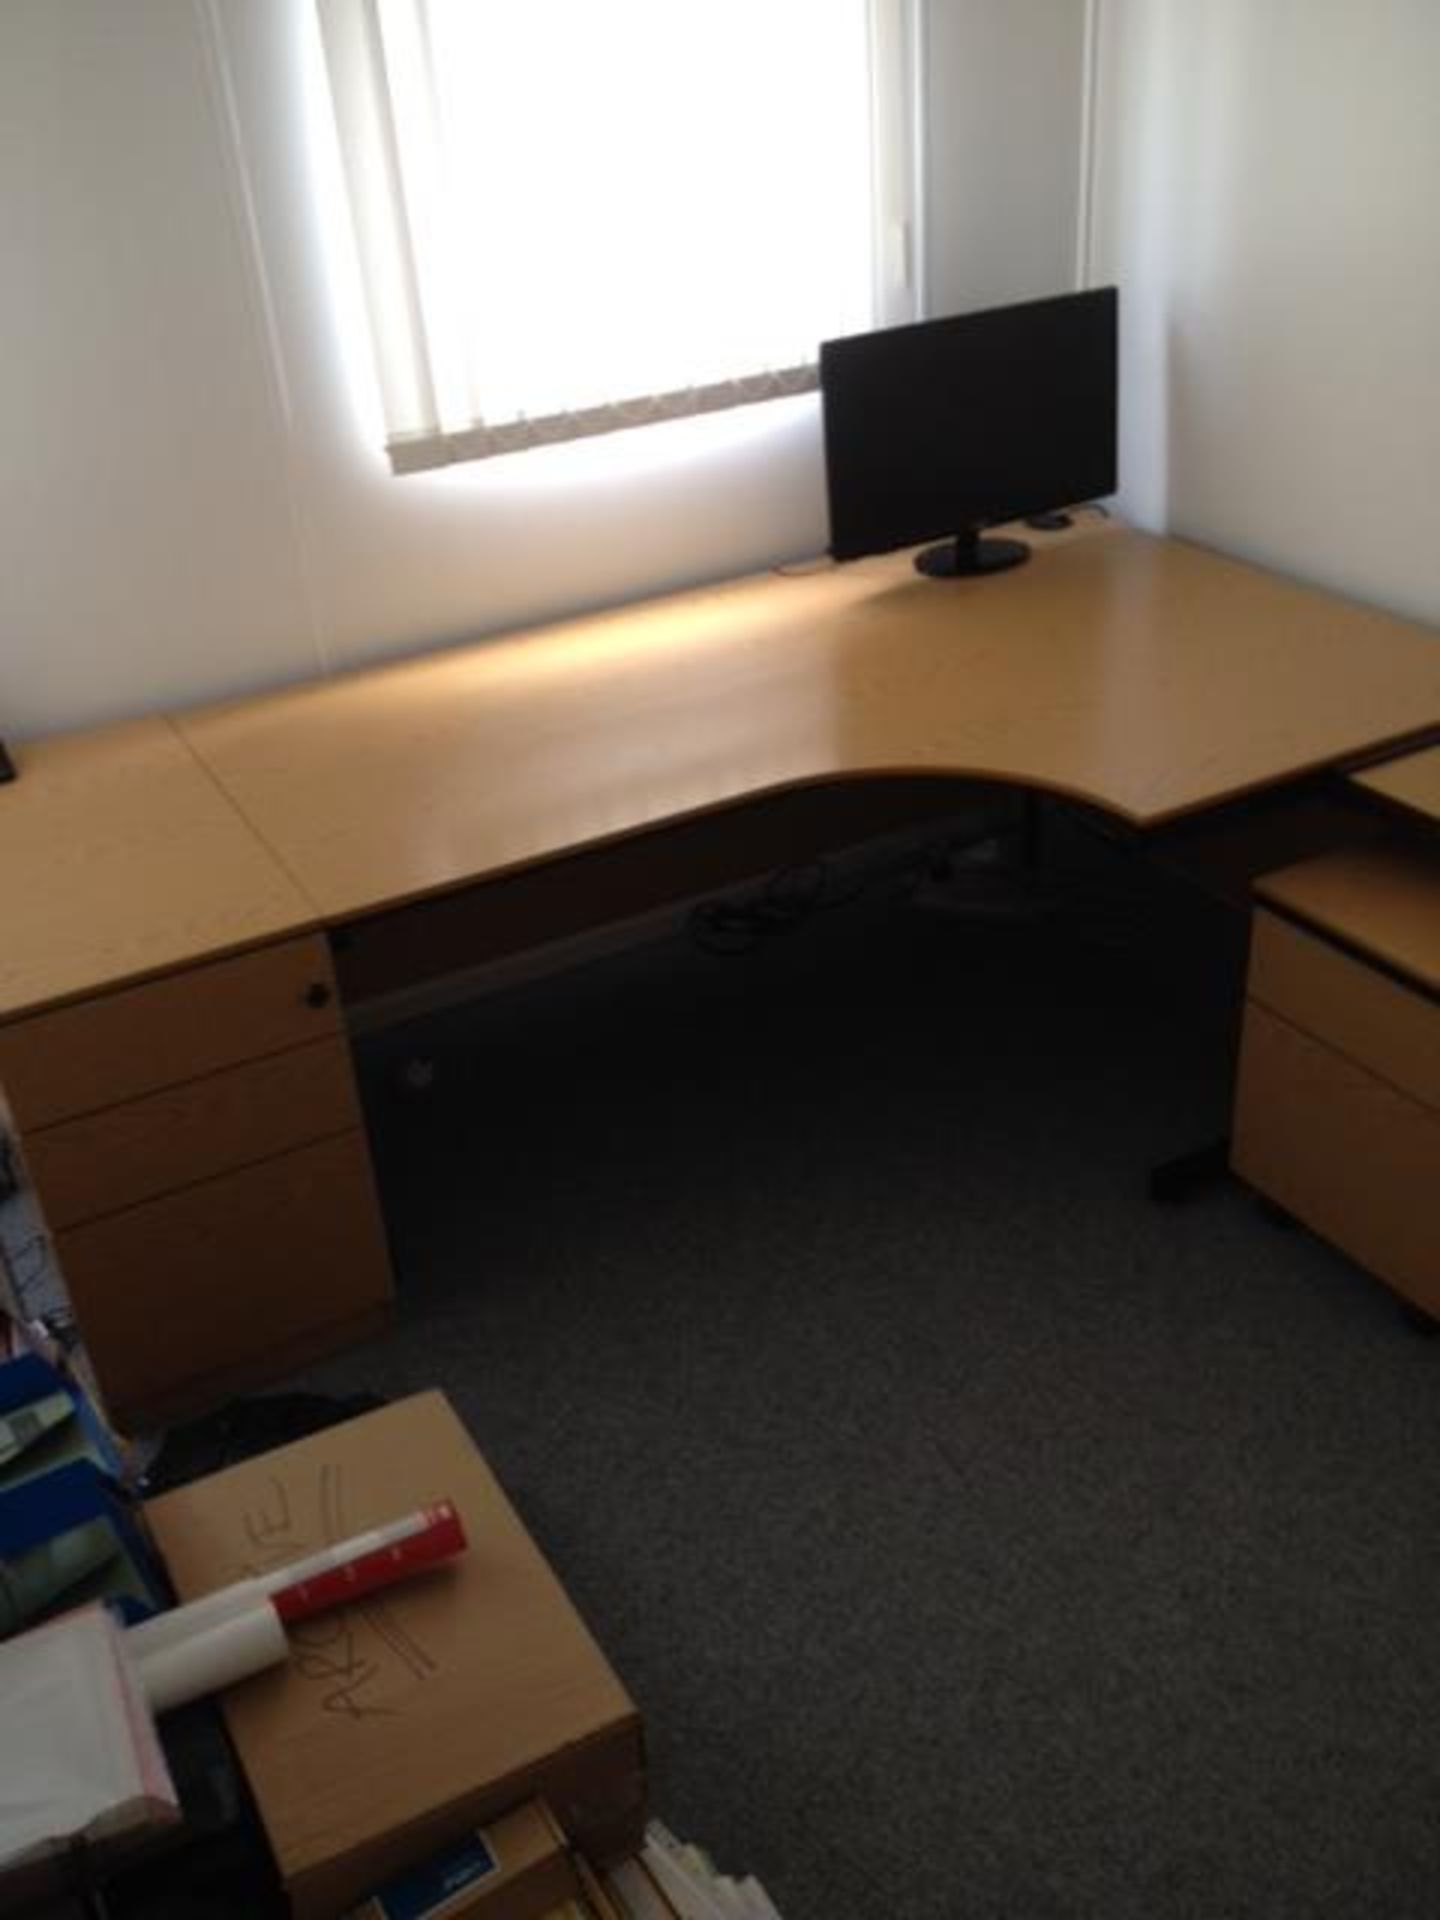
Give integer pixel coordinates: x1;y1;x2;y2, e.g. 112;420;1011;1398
317;0;920;474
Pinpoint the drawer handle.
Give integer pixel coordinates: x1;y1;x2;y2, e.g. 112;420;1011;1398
302;982;334;1010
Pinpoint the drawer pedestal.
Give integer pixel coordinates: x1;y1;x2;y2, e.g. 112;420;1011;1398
1233;849;1440;1318
0;935;391;1429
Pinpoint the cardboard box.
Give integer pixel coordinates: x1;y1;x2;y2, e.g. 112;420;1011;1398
346;1799;578;1920
144;1393;644;1918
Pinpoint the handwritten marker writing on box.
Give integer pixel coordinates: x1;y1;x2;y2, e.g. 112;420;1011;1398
126;1504;466;1713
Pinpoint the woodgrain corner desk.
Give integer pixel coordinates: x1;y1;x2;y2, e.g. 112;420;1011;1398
2;523;1437;1429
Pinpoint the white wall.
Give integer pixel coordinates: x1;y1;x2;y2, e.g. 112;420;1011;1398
923;0;1087;314
0;0;1088;741
0;2;319;731
1091;0;1440;624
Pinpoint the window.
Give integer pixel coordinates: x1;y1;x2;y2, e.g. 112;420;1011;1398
317;0;921;473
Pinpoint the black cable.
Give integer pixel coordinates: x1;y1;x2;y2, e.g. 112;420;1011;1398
686;833;964;959
689;857;861;957
688;900;766;957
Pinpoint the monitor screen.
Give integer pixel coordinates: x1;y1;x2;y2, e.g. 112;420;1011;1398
820;287;1118;578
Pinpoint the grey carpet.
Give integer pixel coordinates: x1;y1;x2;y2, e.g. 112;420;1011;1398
297;845;1440;1920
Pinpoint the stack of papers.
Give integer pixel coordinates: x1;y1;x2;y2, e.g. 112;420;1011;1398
605;1822;784;1919
0;1604;178;1903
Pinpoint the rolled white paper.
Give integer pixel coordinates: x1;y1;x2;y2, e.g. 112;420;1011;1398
126;1507;452;1660
126;1579;266;1660
135;1600;287;1714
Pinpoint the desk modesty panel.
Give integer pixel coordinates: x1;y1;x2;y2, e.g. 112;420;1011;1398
174;526;1440;927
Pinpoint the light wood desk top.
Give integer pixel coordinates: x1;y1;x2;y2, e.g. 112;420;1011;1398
1349;745;1440;827
4;525;1437;1022
0;718;316;1022
177;526;1440;924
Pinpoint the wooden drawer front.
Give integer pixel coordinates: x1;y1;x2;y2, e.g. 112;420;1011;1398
0;936;341;1129
56;1131;392;1425
1232;1002;1440;1314
1248;909;1440;1110
24;1038;362;1231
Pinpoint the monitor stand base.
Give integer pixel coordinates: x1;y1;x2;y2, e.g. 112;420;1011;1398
915;533;1030;579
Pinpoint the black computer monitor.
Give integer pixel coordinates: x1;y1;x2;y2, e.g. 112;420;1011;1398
820;287;1118;579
